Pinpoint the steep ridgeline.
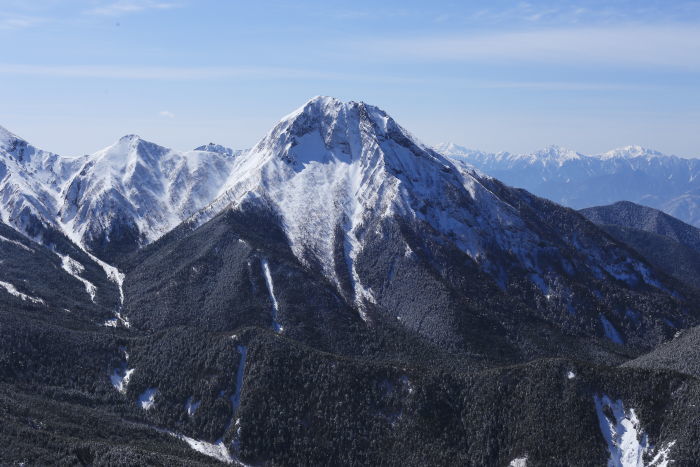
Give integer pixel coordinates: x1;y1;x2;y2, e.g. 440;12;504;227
580;201;700;252
0;125;87;240
128;97;698;359
59;136;239;262
439;143;700;227
0;125;241;263
580;201;700;291
194;143;244;158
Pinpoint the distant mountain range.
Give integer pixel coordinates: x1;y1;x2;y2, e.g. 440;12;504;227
1;98;699;465
436;143;700;227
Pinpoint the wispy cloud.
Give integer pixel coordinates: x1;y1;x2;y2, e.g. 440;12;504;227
85;0;181;17
462;2;700;27
0;63;680;93
477;80;649;91
0;63;424;84
363;25;700;70
159;110;175;118
0;13;46;30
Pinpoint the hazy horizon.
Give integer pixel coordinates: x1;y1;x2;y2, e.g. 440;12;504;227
1;0;699;158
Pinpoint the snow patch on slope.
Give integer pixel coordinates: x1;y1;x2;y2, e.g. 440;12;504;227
111;368;134;393
110;347;133;393
138;388;157;410
185;396;201;416
178;436;234;464
0;280;44;305
594;394;675;467
151;426;245;465
57;253;96;302
80;250;130;328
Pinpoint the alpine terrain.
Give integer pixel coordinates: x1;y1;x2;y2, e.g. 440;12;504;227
438;143;700;228
1;97;699;466
0;126;240;263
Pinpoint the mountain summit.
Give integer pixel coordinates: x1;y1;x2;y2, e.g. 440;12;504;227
599;145;669;160
172;96;694;350
195;97;543;313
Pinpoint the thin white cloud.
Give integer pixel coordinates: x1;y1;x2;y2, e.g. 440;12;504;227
159;110;175;118
0;63;679;93
364;24;700;70
0;63;424;84
478;81;648;91
0;64;301;79
0;13;46;30
85;0;181;16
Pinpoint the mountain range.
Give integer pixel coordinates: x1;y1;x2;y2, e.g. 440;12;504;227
0;127;239;263
437;143;700;228
1;97;699;465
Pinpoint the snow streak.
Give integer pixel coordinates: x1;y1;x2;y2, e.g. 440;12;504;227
261;259;283;333
0;280;44;305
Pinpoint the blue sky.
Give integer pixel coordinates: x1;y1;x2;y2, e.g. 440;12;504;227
1;0;699;157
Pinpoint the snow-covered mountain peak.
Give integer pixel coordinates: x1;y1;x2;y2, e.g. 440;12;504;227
118;134;141;142
438;140;700;226
0;122;242;261
248;96;446;174
531;145;583;163
0;125;55;167
98;135;171;161
200;97;550;309
0;124;83;237
193;143;240;157
439;144;584;168
57;132;241;256
84;135;182;187
599;145;667;160
192;98;687;332
434;142;486;157
435;142;465;154
279;95;342;119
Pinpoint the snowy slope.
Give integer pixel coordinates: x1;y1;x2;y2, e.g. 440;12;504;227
59;135;239;257
185;97;689;346
0;125;241;261
0;125;85;236
193;97;553;306
439;143;700;227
